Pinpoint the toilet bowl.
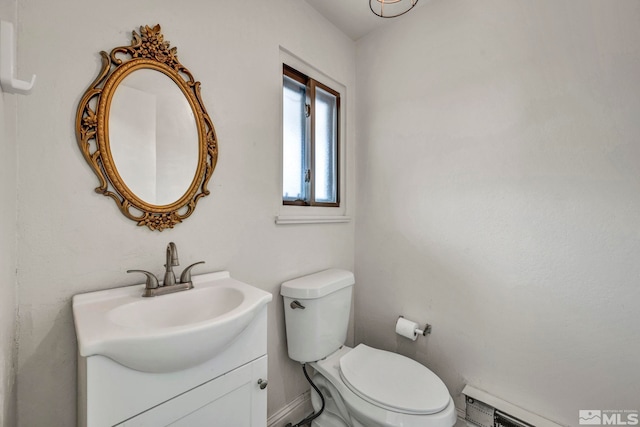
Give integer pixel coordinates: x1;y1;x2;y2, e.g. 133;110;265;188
281;269;456;427
309;345;457;427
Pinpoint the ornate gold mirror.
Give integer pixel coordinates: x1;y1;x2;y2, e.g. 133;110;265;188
76;25;218;231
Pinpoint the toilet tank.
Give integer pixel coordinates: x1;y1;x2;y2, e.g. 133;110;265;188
281;269;354;363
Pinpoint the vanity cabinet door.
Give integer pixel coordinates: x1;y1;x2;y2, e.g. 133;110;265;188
117;355;267;427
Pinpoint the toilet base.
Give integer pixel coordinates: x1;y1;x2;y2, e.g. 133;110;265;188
309;374;350;427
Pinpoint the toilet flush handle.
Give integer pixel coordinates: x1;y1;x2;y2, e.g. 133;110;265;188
290;300;305;310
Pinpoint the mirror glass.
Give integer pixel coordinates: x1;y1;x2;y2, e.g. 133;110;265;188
109;69;199;206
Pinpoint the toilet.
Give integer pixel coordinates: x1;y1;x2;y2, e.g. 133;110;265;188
281;269;457;427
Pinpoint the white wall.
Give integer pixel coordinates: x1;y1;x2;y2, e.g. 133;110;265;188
355;0;640;425
0;91;17;427
15;1;355;425
0;3;18;426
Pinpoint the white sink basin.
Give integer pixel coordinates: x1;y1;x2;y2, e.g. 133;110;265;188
72;271;272;373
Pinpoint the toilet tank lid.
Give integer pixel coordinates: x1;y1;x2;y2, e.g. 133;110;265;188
281;269;354;299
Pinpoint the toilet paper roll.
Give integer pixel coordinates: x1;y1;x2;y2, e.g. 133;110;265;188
395;317;419;341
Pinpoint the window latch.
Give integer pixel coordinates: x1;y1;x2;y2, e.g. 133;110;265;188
304;103;311;118
304;169;311;182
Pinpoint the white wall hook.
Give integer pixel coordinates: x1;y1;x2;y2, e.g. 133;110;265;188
0;20;36;95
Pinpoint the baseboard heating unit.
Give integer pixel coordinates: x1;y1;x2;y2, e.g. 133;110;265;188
463;385;565;427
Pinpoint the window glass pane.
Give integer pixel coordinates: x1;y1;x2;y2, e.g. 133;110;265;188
314;87;338;203
283;76;308;202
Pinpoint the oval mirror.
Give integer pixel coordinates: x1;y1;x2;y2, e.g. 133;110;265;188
76;25;218;231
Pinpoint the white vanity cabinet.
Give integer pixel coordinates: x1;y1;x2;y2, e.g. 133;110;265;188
117;356;267;427
77;306;269;427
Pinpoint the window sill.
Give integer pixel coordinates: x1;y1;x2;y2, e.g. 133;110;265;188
275;215;352;225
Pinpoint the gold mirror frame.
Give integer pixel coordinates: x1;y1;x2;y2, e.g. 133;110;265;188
76;25;218;231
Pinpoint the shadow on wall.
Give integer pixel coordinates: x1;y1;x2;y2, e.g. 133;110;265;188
18;304;77;426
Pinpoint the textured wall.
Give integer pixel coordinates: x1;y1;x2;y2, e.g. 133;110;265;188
355;1;640;424
0;2;18;426
14;1;355;425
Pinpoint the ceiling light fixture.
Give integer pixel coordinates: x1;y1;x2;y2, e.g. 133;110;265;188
369;0;418;18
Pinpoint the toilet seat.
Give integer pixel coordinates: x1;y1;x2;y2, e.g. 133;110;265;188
311;346;457;427
339;344;450;415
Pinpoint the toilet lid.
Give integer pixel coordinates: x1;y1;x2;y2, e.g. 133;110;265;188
339;344;450;415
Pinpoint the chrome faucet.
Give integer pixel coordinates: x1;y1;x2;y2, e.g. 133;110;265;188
127;242;205;297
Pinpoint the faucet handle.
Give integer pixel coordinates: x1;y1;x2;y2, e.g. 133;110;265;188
127;269;160;289
179;261;205;284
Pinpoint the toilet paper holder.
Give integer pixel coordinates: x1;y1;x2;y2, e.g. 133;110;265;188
399;315;432;336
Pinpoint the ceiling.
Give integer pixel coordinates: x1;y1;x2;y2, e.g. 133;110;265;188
305;0;427;41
